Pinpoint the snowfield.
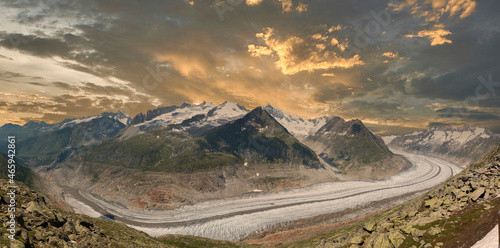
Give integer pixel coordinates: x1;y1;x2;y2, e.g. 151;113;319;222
65;149;463;241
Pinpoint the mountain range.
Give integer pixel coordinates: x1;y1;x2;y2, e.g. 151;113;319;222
3;101;499;211
384;125;500;166
0;101;414;211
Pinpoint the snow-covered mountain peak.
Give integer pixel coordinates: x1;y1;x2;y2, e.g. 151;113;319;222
58;111;132;129
209;102;248;118
133;102;248;132
418;125;495;145
263;104;331;136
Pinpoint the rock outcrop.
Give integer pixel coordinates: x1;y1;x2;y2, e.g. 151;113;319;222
0;180;174;247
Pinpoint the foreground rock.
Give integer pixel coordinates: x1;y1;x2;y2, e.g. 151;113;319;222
0;180;242;248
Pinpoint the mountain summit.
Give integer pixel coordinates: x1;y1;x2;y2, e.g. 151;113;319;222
263;104;331;137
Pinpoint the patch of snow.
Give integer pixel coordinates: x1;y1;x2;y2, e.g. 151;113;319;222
136;102;248;131
59;116;100;129
399;125;499;148
58;111;131;129
263;104;330;136
471;225;498;248
382;135;397;144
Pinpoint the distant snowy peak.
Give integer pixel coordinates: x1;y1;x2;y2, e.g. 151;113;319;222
263;104;331;136
134;102;248;131
393;125;497;146
207;101;248;119
382;135;397;145
388;125;500;166
58;111;131;129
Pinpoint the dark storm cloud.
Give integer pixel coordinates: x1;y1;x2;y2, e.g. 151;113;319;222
427;122;459;128
1;0;38;8
436;108;500;121
27;82;45;86
0;34;72;57
380;1;500;101
78;82;135;97
52;81;79;91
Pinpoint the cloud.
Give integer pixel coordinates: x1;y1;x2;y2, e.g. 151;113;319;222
246;0;263;6
321;73;335;77
381;52;399;58
405;25;452;46
278;0;293;13
392;0;477;22
248;27;364;75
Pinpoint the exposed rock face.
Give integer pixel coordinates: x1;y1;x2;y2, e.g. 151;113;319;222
130;104;182;125
387;125;500;166
301;117;410;179
202;107;321;167
304;117;393;168
316;144;500;248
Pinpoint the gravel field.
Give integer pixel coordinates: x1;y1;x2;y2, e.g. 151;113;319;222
65;149;463;241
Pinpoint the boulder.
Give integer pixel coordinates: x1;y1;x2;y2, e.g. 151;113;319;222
365;233;394;248
348;234;364;245
470;187;485;201
400;225;413;235
387;231;405;247
363;222;377;233
424;198;441;209
428;226;441;235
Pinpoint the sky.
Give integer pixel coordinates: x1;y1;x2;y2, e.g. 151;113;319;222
0;0;499;135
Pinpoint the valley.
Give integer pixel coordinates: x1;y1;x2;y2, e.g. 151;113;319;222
62;149;462;241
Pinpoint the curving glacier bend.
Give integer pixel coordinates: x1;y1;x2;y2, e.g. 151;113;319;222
64;149;463;241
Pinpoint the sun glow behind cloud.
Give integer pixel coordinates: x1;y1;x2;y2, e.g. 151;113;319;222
248;27;364;75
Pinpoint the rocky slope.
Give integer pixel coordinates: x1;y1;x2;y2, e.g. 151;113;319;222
386;125;500;167
0;179;249;248
302;118;409;179
310;143;500;248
